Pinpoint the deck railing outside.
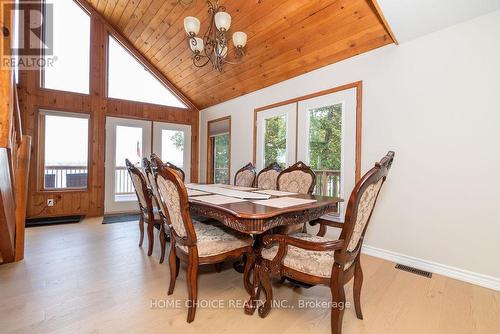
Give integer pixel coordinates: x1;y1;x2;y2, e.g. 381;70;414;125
44;165;88;189
313;170;341;198
44;165;135;194
115;166;134;194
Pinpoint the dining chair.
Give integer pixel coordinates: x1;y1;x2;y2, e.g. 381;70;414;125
253;151;395;334
125;159;162;256
143;157;170;264
153;164;254;323
234;162;256;187
275;161;316;234
255;162;282;190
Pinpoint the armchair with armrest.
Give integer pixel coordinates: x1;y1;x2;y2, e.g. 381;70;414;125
248;151;395;334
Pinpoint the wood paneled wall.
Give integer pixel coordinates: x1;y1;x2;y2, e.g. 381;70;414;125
18;1;199;219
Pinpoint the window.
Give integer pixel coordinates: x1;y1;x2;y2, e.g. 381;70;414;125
161;130;185;168
12;0;20;84
213;133;230;184
207;117;230;184
42;0;91;94
107;36;187;108
307;104;342;198
256;87;359;219
264;115;287;168
40;110;89;190
255;104;296;171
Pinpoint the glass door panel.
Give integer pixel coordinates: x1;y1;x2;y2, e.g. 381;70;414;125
213;133;230;184
153;122;192;182
255;104;296;170
105;117;151;214
297;88;357;219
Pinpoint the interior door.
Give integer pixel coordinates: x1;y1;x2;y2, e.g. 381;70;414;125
152;122;192;182
105;117;152;214
255;104;296;170
297;88;357;219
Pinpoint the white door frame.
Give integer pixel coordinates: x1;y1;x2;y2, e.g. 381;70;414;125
255;103;297;171
105;117;152;214
297;88;357;219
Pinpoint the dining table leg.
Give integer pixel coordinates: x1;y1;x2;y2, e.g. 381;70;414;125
244;234;264;315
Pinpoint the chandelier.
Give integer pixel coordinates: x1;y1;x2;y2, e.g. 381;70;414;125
183;1;247;72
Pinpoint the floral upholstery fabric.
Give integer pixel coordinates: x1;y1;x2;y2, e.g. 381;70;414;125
235;169;255;187
156;176;187;237
146;172;161;209
130;173;148;209
257;170;280;190
278;170;313;194
261;233;342;277
178;221;253;257
347;178;383;252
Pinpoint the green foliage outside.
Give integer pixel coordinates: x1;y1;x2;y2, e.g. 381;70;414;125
214;134;229;184
170;131;185;152
264;115;287;168
308;104;342;171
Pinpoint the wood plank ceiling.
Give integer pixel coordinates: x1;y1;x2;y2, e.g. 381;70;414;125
85;0;394;109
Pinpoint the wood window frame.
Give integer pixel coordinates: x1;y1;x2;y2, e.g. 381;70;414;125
253;81;363;182
206;116;231;184
36;109;92;193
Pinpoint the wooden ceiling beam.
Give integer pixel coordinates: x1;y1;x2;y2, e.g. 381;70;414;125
367;0;399;45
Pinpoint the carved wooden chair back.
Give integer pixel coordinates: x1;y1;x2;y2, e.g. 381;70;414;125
153;163;198;250
165;162;185;182
150;152;185;182
277;161;316;194
256;162;282;190
125;158;153;215
234;162;256;187
142;158;161;210
336;151;394;267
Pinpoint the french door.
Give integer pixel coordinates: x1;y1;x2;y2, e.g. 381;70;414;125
255;88;358;219
255;104;296;170
297;89;357;218
105;117;191;214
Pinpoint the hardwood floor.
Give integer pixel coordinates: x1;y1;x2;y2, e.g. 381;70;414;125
1;217;499;334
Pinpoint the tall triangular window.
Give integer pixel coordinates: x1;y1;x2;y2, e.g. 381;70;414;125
43;0;91;94
107;36;186;108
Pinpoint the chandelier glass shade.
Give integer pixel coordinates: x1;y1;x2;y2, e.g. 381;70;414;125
184;0;247;72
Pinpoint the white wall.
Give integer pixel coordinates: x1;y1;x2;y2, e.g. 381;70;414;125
199;11;500;283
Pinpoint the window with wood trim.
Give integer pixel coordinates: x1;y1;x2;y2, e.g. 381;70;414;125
42;0;91;94
39;110;90;190
107;36;187;108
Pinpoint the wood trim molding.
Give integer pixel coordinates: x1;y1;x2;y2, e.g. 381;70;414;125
367;0;399;45
253;81;363;182
206;116;231;184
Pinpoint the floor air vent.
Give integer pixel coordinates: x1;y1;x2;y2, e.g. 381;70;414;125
395;264;432;278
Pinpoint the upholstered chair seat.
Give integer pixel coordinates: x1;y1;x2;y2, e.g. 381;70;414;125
177;221;253;257
261;233;345;278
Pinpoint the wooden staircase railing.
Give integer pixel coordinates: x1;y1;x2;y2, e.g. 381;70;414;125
0;68;31;264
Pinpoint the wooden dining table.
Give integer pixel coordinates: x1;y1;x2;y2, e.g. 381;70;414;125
186;184;343;315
